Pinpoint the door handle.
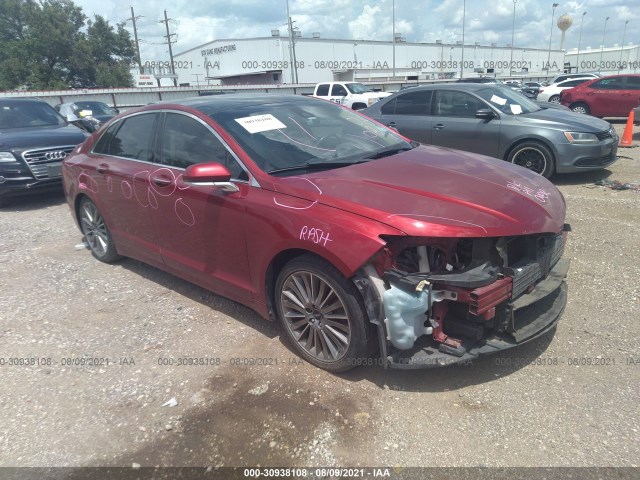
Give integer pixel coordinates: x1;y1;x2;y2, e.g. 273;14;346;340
152;176;172;187
96;163;109;174
387;122;397;127
433;124;445;130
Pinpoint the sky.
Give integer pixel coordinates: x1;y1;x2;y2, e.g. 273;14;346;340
73;0;639;62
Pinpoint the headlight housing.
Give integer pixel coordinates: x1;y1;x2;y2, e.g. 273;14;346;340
563;132;599;144
0;152;18;163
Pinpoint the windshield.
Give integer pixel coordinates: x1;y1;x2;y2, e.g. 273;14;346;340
0;101;66;129
73;102;115;116
209;99;413;175
345;83;372;94
475;86;541;115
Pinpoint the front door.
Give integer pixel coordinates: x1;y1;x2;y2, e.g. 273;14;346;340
430;89;501;158
150;112;253;302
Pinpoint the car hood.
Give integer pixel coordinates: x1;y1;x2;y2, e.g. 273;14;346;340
270;145;565;237
0;124;87;150
516;107;610;131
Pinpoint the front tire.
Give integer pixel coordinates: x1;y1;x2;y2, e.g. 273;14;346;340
507;141;555;178
79;197;120;263
275;255;371;372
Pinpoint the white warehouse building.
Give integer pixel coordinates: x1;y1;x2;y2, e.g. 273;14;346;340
170;34;568;87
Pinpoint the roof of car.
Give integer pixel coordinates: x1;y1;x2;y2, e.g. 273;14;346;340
153;93;322;115
387;83;504;92
0;97;50;105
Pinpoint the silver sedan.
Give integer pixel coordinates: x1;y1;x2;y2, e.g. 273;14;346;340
362;83;618;178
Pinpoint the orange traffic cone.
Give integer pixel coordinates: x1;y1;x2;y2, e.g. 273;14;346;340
618;110;637;148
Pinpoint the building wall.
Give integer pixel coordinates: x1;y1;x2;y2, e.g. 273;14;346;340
565;45;640;75
173;37;567;86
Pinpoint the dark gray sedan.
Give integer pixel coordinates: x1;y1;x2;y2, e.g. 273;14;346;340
362;84;618;178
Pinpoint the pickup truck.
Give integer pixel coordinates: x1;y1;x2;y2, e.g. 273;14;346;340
311;82;391;110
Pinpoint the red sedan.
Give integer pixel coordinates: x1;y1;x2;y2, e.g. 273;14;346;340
63;94;570;371
561;74;640;117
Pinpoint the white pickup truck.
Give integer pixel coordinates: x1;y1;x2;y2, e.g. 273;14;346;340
311;82;392;110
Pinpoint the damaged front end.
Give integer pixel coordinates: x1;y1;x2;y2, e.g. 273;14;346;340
355;225;571;368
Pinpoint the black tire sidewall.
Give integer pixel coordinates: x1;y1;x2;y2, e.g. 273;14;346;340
275;255;370;372
79;197;120;263
508;141;555;178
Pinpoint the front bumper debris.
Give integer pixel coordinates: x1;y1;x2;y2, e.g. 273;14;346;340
379;258;569;369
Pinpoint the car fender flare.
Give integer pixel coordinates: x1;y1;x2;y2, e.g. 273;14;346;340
503;135;558;163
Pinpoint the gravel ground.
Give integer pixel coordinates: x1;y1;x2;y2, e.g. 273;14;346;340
0;121;639;473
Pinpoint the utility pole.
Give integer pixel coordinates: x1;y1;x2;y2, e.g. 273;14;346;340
159;10;177;86
460;0;465;79
289;17;299;83
128;6;143;74
286;0;295;83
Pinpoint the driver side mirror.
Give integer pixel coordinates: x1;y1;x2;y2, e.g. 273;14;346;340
475;109;496;120
183;162;239;193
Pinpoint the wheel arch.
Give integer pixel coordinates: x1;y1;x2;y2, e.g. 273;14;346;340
503;136;557;164
264;247;365;322
73;192;90;225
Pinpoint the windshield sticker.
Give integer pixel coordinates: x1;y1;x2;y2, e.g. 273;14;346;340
490;95;507;106
235;114;286;134
510;104;523;115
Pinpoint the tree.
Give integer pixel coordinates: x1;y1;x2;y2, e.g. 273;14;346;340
0;0;135;90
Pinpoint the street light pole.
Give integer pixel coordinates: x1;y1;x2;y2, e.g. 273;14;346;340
619;20;629;73
392;0;396;80
509;0;517;77
460;0;465;79
598;16;609;74
546;3;559;74
576;11;586;73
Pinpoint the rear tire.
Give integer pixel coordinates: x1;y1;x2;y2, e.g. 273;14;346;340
275;255;371;372
78;197;121;263
549;95;560;104
570;102;590;115
507;141;555;178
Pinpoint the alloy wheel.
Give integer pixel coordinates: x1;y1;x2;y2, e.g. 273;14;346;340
280;271;352;362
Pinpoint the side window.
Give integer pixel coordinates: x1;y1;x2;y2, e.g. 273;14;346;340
564;79;586;87
433;91;483;118
161;113;247;181
380;98;396;115
316;84;330;96
331;84;348;96
394;91;432;115
591;78;625;90
93;113;156;161
624;76;640;90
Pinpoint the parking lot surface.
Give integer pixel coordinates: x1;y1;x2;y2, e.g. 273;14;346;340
1;121;639;470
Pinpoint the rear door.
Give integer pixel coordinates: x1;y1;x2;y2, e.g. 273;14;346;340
430;89;501;157
374;90;433;143
88;112;163;265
